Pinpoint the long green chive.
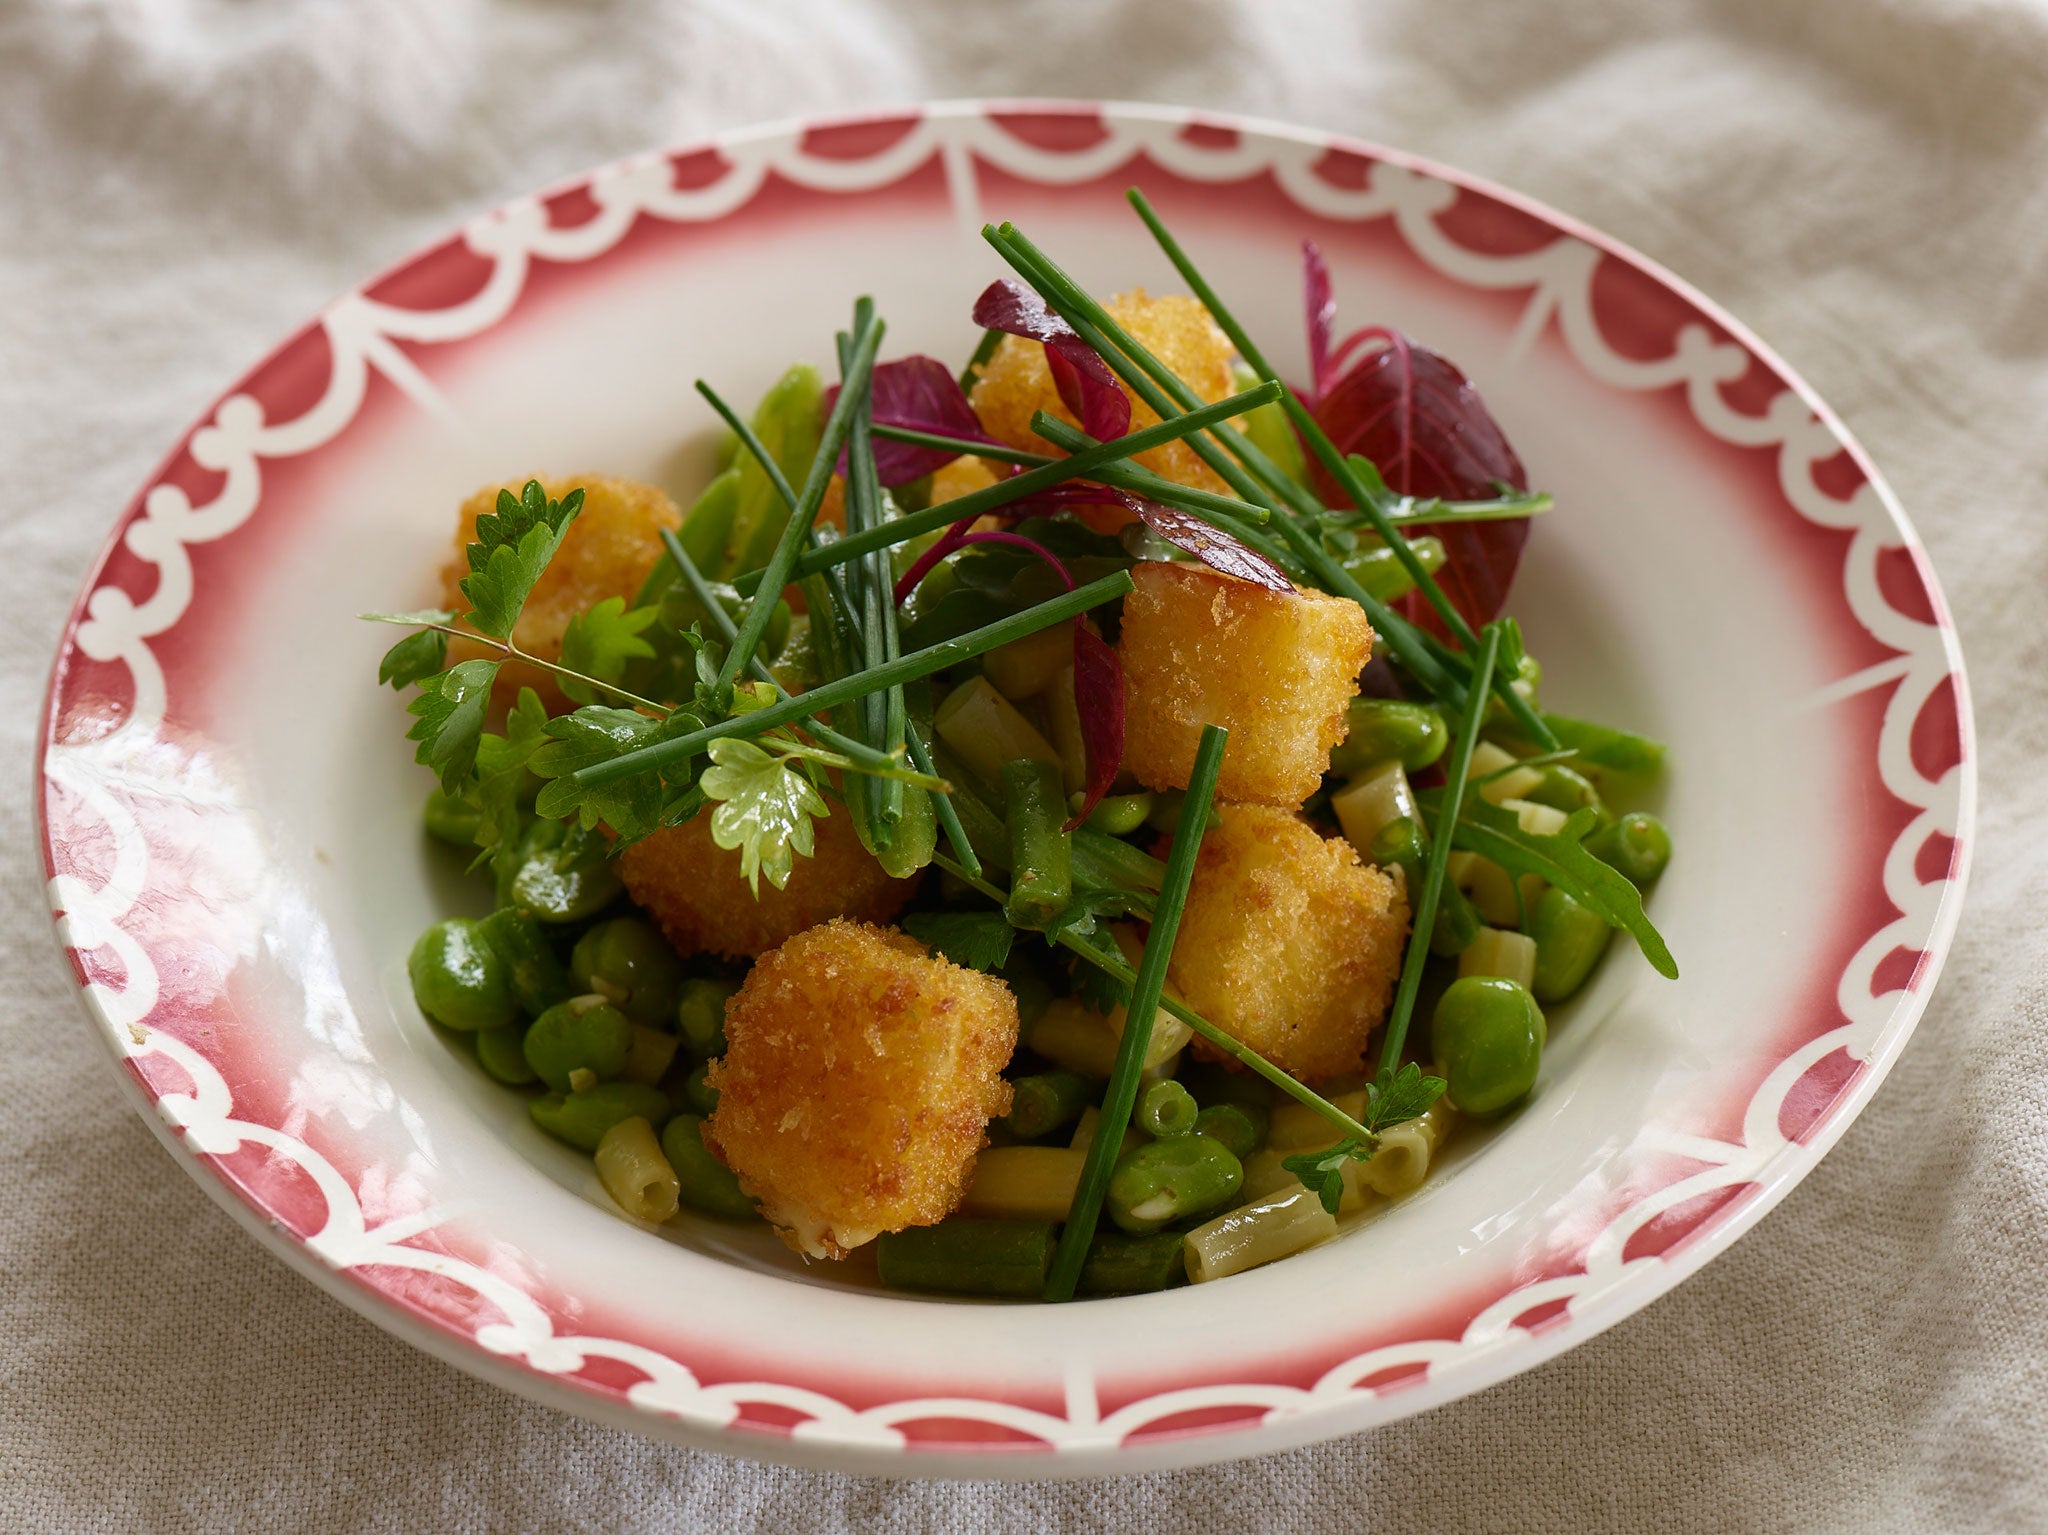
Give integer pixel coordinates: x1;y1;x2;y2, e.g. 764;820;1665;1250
957;326;1006;395
569;571;1136;789
1377;622;1502;1078
906;719;979;879
770;382;1280;582
716;307;885;693
1044;723;1229;1302
837;310;908;834
1122;191;1559;752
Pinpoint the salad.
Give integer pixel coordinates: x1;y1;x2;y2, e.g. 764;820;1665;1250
371;193;1676;1302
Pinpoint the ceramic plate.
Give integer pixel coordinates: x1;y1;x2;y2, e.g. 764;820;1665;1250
39;101;1973;1476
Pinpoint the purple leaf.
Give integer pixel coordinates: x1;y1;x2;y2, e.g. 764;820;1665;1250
1132;503;1295;592
1066;622;1125;829
1303;240;1336;403
1312;328;1531;633
972;279;1131;442
826;355;995;487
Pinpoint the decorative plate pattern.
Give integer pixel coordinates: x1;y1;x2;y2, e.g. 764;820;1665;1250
40;102;1972;1475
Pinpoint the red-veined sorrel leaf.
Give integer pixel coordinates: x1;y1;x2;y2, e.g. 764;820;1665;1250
827;355;996;487
1132;503;1293;592
972;279;1132;442
1067;620;1124;828
1311;327;1531;632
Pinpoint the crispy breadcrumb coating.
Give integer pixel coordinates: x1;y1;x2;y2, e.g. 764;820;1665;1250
1119;562;1375;807
441;474;680;707
615;803;919;961
1168;804;1409;1083
969;290;1236;507
705;920;1020;1258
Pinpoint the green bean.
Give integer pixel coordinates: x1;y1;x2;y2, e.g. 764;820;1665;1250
475;1023;538;1086
1518;710;1666;778
530;1082;672;1152
1339;535;1446;603
1003;1071;1094;1140
1106;1135;1244;1234
1432;976;1545;1117
1332;699;1450;776
1002;758;1072;929
1368;816;1482;956
931;742;1012;872
570;917;686;1026
1529;887;1613;1004
1191;1103;1264;1160
1079;791;1154;837
875;1219;1056;1297
660;1113;757;1218
1523;761;1608;823
523;995;633;1093
408;919;518;1033
680;1059;720;1117
873;782;938;880
675;976;740;1058
422;788;481;848
1078;1230;1188;1295
497;819;622;924
1584;811;1672;886
474;908;572;1017
1136;1079;1199;1139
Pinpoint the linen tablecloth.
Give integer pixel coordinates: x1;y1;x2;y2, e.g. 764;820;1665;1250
4;2;2043;1529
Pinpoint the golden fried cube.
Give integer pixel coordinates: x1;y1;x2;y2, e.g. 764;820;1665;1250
970;290;1236;501
705;920;1020;1258
1120;562;1374;806
615;802;919;961
1168;804;1408;1083
441;474;680;706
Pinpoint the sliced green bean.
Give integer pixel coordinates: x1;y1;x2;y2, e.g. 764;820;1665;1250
1191;1102;1264;1161
1584;812;1673;886
1002;758;1072;929
1003;1071;1094;1140
531;1082;672;1152
1078;1230;1188;1296
1136;1079;1199;1139
876;1219;1056;1297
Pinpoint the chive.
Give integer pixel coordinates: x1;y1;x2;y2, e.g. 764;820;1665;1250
1121;191;1559;753
1378;622;1503;1078
837;313;908;835
906;719;979;878
716;306;884;693
772;382;1280;582
958;326;1007;395
1045;723;1228;1302
569;571;1136;790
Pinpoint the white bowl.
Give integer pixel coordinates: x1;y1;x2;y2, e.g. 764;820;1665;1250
39;101;1973;1477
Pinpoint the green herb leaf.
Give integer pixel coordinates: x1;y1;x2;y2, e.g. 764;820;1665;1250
1420;791;1679;979
472;687;551;852
557;597;659;705
377;624;450;690
530;705;683;841
1282;1139;1372;1216
1066;937;1135;1012
459;481;584;640
404;660;500;792
1365;1060;1446;1132
902;911;1015;973
699;737;829;894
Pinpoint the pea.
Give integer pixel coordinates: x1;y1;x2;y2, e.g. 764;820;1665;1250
570;918;685;1026
680;1059;720;1117
531;1082;672;1152
1529;887;1613;1004
1332;699;1450;776
497;820;621;924
1079;791;1154;837
660;1113;757;1219
1191;1102;1264;1160
1431;975;1546;1117
1106;1135;1244;1234
1136;1079;1199;1139
523;995;633;1093
475;1023;538;1085
408;919;518;1032
1584;812;1672;887
675;976;740;1058
422;788;481;848
475;908;572;1017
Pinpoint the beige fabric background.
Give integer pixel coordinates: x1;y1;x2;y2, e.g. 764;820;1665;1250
4;1;2044;1530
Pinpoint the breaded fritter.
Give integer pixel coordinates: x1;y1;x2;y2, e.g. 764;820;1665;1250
1168;804;1409;1083
705;920;1020;1258
970;290;1236;504
441;474;680;707
1119;562;1375;807
615;802;919;961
